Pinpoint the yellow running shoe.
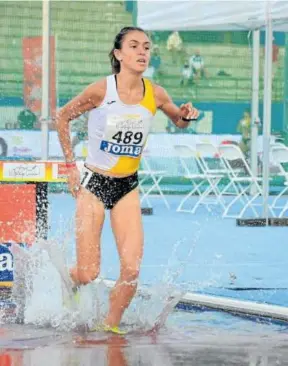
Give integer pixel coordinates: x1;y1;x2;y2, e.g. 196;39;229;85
72;286;80;303
89;324;127;335
63;286;80;309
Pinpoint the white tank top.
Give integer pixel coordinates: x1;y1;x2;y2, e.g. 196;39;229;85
85;75;156;175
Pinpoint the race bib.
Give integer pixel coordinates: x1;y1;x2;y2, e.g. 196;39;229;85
100;114;146;158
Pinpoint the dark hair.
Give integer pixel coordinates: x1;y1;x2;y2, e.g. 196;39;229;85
109;26;148;74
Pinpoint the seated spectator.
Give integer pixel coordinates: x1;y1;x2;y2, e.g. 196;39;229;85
189;50;208;82
17;108;37;130
237;109;251;157
167;31;184;64
180;60;193;86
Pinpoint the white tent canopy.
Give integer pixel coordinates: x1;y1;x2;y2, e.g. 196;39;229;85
137;0;288;31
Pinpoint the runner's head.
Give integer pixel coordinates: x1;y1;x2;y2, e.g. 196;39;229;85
109;27;151;74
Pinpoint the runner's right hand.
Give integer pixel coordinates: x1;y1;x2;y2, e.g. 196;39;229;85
67;165;81;198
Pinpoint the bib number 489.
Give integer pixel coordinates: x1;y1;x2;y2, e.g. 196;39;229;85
112;131;143;145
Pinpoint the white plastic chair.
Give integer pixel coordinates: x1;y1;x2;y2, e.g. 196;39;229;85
195;142;230;212
174;144;216;214
270;145;288;217
218;143;273;219
139;147;171;209
196;142;235;208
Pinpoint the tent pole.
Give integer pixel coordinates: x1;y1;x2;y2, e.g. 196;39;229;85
250;30;260;194
262;5;273;221
41;0;50;160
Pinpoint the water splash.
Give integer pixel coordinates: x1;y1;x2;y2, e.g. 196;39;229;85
121;223;202;331
6;221;202;333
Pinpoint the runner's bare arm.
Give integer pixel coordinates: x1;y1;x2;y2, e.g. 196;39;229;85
56;79;106;162
154;85;199;129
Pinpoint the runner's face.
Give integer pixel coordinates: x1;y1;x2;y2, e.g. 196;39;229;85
115;31;151;73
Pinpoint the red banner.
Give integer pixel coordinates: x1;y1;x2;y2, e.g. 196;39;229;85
0;185;37;245
22;36;56;118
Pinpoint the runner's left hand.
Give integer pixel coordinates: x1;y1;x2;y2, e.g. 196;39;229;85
180;102;199;120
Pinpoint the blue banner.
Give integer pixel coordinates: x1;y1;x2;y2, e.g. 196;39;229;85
0;244;13;284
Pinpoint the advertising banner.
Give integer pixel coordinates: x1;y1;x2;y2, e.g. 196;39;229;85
22;36;56;118
0;130;272;159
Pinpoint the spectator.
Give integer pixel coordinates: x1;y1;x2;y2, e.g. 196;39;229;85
180;60;193;86
189;49;208;82
237;109;251;156
272;37;279;80
17;108;37;130
148;31;160;45
167;31;184;64
0;137;8;157
149;45;162;82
